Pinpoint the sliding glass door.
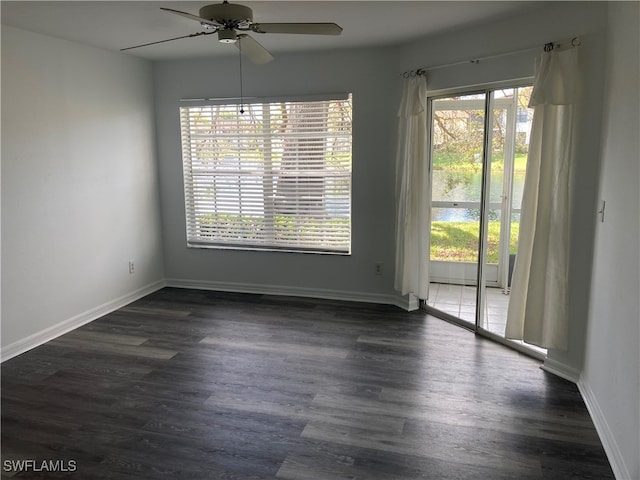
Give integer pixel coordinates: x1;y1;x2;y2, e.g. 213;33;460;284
428;93;486;328
480;87;533;337
426;85;541;353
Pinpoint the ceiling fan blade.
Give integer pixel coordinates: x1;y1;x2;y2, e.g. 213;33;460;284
251;23;342;35
236;34;274;64
120;31;216;51
160;7;220;28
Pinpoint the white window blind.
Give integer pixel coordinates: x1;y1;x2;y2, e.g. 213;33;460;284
180;95;352;254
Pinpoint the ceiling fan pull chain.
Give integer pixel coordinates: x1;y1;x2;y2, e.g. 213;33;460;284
238;41;245;114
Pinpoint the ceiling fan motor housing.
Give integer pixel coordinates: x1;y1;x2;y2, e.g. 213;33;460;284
199;2;253;27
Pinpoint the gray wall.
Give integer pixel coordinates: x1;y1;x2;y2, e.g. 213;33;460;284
154;47;404;305
582;3;640;479
1;26;165;356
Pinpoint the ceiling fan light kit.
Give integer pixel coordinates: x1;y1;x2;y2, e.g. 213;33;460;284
121;1;342;64
218;29;238;43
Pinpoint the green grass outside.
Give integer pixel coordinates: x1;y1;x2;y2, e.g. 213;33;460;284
431;220;519;263
432;152;528;173
430;151;526;262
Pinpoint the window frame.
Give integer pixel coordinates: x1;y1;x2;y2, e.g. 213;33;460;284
179;93;353;255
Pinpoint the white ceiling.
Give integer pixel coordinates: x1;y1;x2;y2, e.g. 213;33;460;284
1;1;543;61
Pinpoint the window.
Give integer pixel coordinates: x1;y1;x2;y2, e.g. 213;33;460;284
179;95;352;254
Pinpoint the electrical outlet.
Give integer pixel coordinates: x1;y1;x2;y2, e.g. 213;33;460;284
374;262;383;276
128;261;135;274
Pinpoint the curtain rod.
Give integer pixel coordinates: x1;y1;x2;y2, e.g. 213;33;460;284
401;36;581;78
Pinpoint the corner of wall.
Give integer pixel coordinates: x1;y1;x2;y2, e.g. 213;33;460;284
541;356;581;384
1;280;165;362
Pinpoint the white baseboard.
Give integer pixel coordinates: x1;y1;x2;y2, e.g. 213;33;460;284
1;280;166;362
165;278;416;311
578;380;632;480
2;278;414;363
541;356;581;383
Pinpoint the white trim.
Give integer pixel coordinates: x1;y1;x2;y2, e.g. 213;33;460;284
427;77;535;99
480;330;547;362
540;356;581;383
0;280;166;362
1;278;414;363
406;294;420;311
578;380;631;480
165;278;415;311
180;92;350;106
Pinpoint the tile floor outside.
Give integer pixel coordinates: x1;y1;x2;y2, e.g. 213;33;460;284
426;283;546;355
427;283;509;334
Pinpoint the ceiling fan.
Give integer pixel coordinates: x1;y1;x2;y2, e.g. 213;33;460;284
121;1;343;64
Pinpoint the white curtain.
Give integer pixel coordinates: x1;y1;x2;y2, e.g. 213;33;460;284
505;47;580;349
394;76;430;299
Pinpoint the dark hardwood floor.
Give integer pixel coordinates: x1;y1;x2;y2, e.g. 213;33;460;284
1;288;614;479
